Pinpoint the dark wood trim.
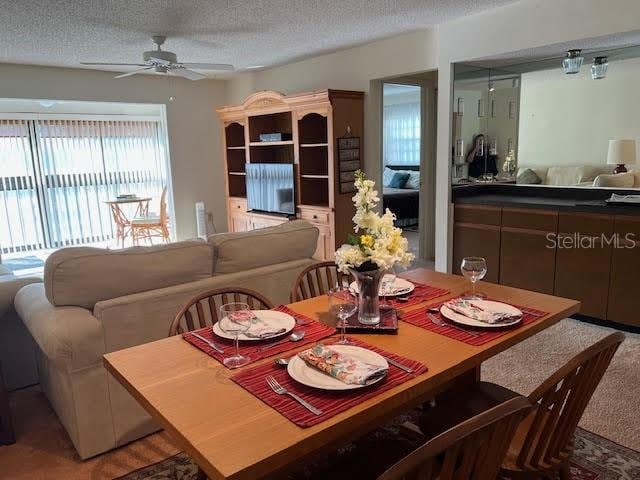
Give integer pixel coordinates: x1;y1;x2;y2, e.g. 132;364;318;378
0;362;15;445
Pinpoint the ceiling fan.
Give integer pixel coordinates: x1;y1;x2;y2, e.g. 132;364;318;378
81;35;234;80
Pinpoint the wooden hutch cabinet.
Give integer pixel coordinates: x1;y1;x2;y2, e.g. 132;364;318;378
216;90;364;260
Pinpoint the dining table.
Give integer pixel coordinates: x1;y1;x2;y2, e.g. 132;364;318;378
104;196;152;247
103;268;580;480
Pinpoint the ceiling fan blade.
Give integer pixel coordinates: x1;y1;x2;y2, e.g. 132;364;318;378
81;62;148;66
180;62;235;71
114;67;153;79
148;56;172;66
171;67;206;81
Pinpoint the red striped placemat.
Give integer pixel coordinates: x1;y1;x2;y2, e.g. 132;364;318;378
384;280;449;309
183;306;335;368
402;299;548;346
231;337;428;427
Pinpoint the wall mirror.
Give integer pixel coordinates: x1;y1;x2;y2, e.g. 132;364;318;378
452;44;640;190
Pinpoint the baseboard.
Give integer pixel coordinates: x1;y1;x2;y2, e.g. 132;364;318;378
570;314;640;334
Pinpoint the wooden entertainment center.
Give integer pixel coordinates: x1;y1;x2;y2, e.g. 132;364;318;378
216;89;364;260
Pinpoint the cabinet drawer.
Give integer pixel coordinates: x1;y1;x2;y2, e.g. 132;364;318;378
229;198;247;213
558;212;612;236
608;243;640;327
502;208;558;231
454;204;501;226
298;207;330;225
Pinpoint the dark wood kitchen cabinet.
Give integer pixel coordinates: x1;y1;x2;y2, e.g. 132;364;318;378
452;205;501;283
607;216;640;327
499;208;557;294
554;213;613;319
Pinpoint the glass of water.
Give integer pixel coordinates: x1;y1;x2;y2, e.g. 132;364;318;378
460;257;487;299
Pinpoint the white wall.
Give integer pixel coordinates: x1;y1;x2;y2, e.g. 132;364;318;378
518;56;640;168
0;63;227;240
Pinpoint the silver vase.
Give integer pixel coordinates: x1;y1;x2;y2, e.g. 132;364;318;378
350;266;384;325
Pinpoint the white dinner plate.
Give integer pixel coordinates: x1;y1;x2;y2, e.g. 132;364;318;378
212;310;295;341
349;275;415;297
440;300;522;329
287;345;389;391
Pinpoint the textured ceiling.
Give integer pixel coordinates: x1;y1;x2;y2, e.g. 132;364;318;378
0;0;518;77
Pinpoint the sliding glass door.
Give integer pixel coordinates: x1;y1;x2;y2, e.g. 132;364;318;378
0;117;169;254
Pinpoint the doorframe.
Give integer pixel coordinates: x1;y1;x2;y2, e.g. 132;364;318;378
377;72;438;261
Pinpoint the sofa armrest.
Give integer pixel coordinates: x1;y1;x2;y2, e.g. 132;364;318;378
14;283;105;372
0;275;42;318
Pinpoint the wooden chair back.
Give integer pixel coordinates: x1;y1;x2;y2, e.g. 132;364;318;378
168;287;274;336
513;332;624;473
378;397;532;480
290;261;352;303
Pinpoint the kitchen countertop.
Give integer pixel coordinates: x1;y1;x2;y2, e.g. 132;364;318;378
452;184;640;216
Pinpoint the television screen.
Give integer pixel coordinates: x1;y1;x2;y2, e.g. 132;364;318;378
245;163;295;215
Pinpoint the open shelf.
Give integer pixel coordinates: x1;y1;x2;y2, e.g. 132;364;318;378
300;143;329;148
249;112;292;143
226;149;247;173
298;113;328;145
228;174;247;197
300;177;329;207
225;122;245;148
249;140;294;147
299;145;329;176
249;144;294;164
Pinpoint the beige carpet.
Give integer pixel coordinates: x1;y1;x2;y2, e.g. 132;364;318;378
0;318;636;479
482;317;640;450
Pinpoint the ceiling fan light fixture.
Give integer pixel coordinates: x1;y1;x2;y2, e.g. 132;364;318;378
591;56;608;80
562;49;584;74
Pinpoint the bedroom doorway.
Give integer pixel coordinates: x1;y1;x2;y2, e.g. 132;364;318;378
381;74;436;267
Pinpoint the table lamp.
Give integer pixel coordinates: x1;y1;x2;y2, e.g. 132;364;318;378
607;139;636;174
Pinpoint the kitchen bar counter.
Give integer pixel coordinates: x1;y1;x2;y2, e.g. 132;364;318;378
452;184;640;216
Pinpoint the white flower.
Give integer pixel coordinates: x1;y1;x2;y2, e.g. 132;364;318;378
334;170;415;272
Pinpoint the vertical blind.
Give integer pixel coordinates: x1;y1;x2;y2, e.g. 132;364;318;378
0;118;169;254
383;84;422;166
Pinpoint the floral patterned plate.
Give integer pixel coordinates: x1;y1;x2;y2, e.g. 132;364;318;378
288;345;388;391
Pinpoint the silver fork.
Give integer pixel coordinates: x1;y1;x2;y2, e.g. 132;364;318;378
265;376;323;416
427;313;480;337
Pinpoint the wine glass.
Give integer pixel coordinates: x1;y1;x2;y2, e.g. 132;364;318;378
460;257;487;299
218;302;252;368
329;284;358;345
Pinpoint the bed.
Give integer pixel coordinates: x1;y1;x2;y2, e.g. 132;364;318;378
383;165;420;228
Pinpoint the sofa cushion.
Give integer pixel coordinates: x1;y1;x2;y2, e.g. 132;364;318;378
593;172;635;188
208;220;318;275
44;239;213;308
545;165;600;186
516;168;542;185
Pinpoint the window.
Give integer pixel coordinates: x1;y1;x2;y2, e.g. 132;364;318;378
0;117;170;254
383;84;421;166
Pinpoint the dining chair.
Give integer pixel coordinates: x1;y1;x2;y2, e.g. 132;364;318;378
108;201;130;248
419;332;625;480
131;186;170;245
290;261;352;303
378;397;532;480
168;287;275;336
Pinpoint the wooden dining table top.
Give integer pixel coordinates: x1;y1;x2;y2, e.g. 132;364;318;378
103;268;580;480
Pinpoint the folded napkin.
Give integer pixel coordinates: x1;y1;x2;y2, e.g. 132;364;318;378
226;310;286;339
443;298;521;324
297;344;388;385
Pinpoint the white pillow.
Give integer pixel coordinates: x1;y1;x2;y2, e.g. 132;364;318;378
383;167;396;187
404;171;420;189
593;173;635;188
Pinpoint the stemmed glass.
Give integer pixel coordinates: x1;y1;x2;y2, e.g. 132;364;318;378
219;302;252;368
460;257;487;299
329;283;358;345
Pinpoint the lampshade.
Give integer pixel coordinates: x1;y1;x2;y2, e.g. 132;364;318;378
607;139;636;165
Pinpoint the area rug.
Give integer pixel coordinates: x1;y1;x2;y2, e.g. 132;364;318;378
117;425;640;480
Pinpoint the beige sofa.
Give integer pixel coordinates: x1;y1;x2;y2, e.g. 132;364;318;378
15;221;319;459
0;256;42;390
517;164;640;187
